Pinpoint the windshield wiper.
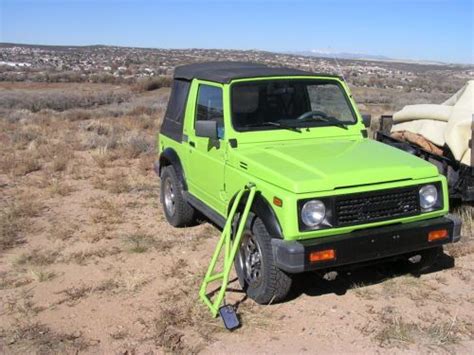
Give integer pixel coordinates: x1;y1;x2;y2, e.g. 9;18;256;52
246;121;301;132
300;116;348;130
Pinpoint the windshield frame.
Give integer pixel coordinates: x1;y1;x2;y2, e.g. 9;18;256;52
229;77;359;133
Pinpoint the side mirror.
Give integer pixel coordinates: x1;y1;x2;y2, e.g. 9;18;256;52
195;120;218;139
362;114;372;128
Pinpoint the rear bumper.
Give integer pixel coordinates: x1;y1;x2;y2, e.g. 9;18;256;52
272;215;461;273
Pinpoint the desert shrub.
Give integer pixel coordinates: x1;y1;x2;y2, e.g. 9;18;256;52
51;150;72;172
0;90;131;112
83;134;119;150
121;132;153;158
64;109;92;121
12;153;42;176
16;249;61;266
0;199;42;252
1;109;35;123
351;86;451;111
11;127;41;148
0;206;22;251
80;120;121;150
135;76;171;92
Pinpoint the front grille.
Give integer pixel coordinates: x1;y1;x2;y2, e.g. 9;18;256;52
335;187;420;227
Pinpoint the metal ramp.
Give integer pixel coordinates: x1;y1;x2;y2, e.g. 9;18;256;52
199;183;256;328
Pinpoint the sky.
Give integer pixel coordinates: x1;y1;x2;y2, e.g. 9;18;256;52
1;0;473;64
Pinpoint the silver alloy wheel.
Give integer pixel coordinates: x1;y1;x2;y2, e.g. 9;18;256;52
238;231;263;284
163;177;176;216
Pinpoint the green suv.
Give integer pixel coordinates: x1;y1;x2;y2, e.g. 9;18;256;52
156;62;461;304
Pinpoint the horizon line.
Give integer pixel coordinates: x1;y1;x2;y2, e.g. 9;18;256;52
1;41;472;67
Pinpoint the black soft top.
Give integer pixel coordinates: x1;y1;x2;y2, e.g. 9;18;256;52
173;61;340;83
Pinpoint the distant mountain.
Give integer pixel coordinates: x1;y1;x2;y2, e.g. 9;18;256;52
291;50;391;61
286;50;448;65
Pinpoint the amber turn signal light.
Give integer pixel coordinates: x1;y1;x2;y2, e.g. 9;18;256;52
273;197;283;207
428;229;448;242
309;249;336;263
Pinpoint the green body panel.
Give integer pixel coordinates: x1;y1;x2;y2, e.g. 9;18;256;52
157;75;449;241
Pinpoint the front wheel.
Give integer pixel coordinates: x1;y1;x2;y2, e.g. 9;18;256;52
235;216;292;304
160;166;197;227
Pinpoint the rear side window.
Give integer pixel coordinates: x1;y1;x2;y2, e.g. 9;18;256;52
160;79;190;141
196;85;223;125
165;79;190;123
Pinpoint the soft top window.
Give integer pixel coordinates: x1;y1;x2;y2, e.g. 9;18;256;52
164;79;191;123
160;79;191;141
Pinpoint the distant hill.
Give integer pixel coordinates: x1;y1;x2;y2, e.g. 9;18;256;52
286;50;449;66
0;42;471;94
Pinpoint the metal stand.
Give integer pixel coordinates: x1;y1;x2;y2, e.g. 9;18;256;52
199;183;256;323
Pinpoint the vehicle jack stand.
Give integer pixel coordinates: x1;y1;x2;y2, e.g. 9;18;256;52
199;183;256;330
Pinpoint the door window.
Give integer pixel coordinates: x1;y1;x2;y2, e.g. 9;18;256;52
196;85;224;138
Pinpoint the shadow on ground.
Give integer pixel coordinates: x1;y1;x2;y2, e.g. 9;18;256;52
288;251;455;299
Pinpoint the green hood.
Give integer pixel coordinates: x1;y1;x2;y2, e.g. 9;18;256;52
235;138;439;193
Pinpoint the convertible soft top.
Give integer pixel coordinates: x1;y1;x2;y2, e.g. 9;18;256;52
162;61;341;142
173;61;340;83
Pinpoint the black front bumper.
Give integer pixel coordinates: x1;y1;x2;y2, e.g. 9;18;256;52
272;215;461;273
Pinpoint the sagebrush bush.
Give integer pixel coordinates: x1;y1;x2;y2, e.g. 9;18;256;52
64;109;92;121
122;132;153;159
0;90;131;112
135;76;172;92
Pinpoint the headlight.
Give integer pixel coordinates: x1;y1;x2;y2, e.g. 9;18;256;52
419;184;438;210
301;200;326;227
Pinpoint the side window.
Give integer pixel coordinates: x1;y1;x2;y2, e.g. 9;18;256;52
196;85;224;137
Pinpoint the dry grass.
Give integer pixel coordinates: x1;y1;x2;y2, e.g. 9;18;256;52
446;205;474;258
150;275;221;353
10;152;42;176
106;172;133;194
91;147;118;168
0;198;42;252
15;249;61;267
0;271;33;290
134;76;172;92
1;81;472;353
0;89;130;112
352;282;378;300
30;269;57;283
47;178;75;196
123;232;175;253
0;322;94;354
56;284;94;305
90;198;124;225
65;246;122;265
375;309;469;349
0;205;24;252
56;272;151;306
48;223;77;242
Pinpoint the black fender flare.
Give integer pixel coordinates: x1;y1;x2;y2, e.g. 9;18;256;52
157;148;188;191
228;190;283;239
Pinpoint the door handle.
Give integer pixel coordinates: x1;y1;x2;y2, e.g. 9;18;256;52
189;141;195;147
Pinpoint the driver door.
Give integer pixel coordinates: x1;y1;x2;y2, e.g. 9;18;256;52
184;81;227;214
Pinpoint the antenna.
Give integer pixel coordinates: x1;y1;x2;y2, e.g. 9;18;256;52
328;46;347;81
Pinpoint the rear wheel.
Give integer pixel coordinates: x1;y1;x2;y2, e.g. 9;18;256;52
160;166;197;227
235;216;292;304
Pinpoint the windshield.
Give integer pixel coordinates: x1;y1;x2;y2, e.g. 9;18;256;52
231;79;357;132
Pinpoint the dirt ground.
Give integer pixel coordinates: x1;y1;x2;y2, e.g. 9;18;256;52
0;83;473;354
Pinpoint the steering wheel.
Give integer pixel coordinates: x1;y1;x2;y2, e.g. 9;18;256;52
296;110;328;120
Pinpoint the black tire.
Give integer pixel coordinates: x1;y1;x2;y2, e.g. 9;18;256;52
160;165;197;227
406;246;442;274
234;215;292;304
